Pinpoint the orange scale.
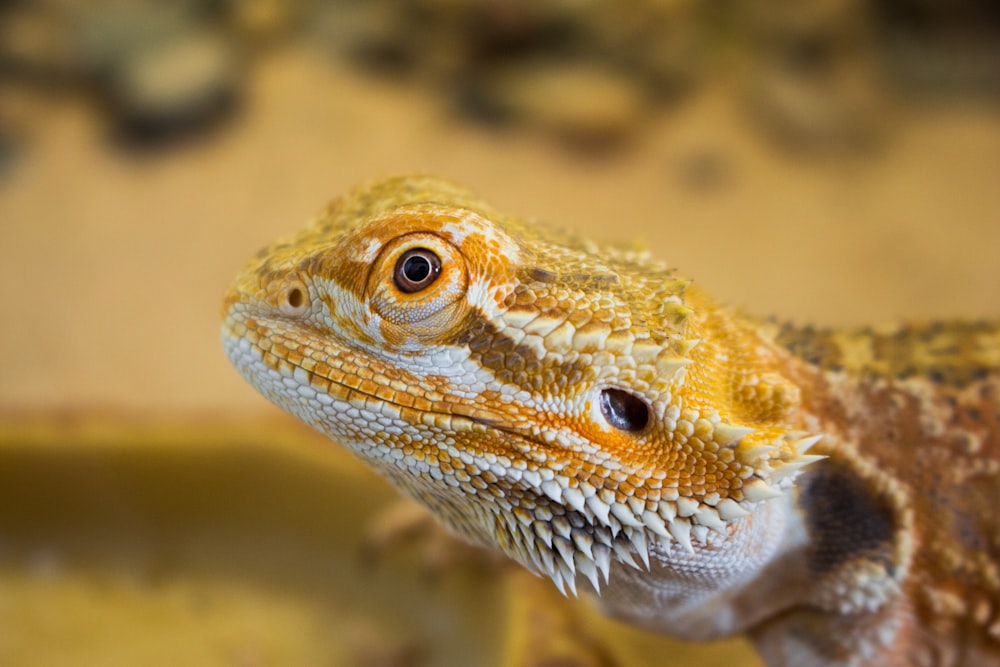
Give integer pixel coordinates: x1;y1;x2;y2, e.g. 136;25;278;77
309;376;331;393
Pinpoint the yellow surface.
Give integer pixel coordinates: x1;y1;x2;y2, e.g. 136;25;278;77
0;415;759;666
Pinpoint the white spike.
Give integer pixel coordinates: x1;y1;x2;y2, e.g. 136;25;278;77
551;569;567;596
694;506;727;534
676;497;699;518
793;434;823;454
559;562;578;597
539;546;555;576
612;541;640;570
552;516;572;539
742;479;783;502
642;511;670;538
563;486;586;514
739;443;777;464
627;497;646;515
770;454;827;481
572;530;594;560
714;423;754;446
692;525;709;544
611;502;643;528
516;528;546;575
553;536;576;573
540;480;563;503
585;495;612;525
593;543;612;583
608;516;622;539
533;520;553;548
527;544;549;576
656;356;694;376
716;498;751;521
629;530;651;570
668;518;694;554
658;500;677;522
678;338;701;355
577;555;602;594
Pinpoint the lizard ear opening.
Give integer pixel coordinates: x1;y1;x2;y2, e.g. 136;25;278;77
278;282;310;317
599;388;650;432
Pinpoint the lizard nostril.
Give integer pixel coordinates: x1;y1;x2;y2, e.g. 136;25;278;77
599;388;650;432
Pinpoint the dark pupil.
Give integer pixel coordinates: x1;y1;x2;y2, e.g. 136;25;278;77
403;255;431;283
599;388;649;432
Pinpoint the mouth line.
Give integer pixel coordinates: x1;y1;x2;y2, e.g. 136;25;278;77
222;322;531;442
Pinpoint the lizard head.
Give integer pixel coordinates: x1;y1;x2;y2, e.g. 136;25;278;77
222;175;823;595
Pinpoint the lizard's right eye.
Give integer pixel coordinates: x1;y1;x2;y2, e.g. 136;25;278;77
369;233;467;332
394;248;442;293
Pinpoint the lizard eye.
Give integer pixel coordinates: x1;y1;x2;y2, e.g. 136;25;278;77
394;248;442;293
600;388;650;432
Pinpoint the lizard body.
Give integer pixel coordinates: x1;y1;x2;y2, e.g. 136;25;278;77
222;175;1000;666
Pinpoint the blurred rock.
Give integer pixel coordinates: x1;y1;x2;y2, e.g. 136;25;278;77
587;0;705;98
744;54;889;153
0;131;17;181
229;0;299;46
309;1;425;76
101;27;242;145
1;0;994;157
0;5;81;83
740;0;869;44
344;618;428;667
675;149;733;192
472;61;648;152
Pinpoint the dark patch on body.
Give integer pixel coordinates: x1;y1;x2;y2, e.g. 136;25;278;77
774;323;845;371
776;321;1000;388
799;461;899;577
527;265;620;289
457;310;591;395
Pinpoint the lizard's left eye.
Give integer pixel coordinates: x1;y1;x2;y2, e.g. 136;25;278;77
394;249;442;293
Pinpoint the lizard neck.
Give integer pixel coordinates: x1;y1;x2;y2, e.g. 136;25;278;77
598;288;1000;661
592;288;822;638
704;306;1000;664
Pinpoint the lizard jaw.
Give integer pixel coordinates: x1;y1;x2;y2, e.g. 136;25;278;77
225;313;824;597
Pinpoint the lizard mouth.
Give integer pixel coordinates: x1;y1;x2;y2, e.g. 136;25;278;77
221;312;538;446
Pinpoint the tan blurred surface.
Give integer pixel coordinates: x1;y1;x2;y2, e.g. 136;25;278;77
0;8;998;665
2;46;997;412
0;415;760;666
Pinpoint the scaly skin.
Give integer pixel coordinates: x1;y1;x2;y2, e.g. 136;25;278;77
222;175;1000;667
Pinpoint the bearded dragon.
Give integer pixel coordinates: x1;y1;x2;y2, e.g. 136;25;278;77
222;175;1000;667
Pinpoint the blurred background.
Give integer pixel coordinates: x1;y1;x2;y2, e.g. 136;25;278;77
0;1;998;665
